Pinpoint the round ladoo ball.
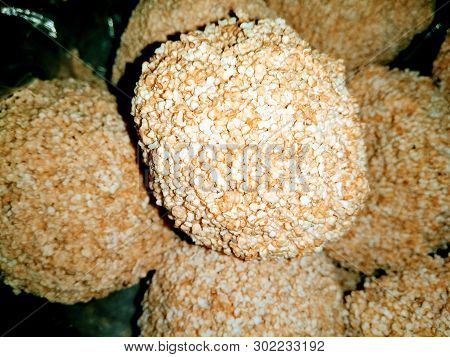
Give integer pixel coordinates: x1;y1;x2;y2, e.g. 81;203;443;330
112;0;275;83
325;66;449;274
265;0;434;71
0;79;178;304
139;241;346;336
133;18;369;260
345;255;449;336
433;30;450;99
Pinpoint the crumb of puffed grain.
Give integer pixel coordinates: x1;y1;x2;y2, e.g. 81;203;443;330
325;65;449;274
433;30;450;99
265;0;434;70
0;78;178;304
133;18;369;260
335;266;362;292
139;241;346;337
57;49;104;88
345;255;449;336
112;0;276;83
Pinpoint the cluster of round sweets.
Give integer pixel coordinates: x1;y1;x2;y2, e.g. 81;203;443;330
113;0;435;80
1;0;448;337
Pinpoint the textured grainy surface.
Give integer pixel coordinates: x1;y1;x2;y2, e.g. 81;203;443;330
133;19;369;260
112;0;275;83
265;0;434;70
325;65;449;274
433;30;450;98
0;79;178;304
345;255;449;336
139;241;346;336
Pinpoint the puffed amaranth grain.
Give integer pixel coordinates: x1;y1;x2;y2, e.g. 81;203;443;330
133;19;369;260
0;79;177;304
325;65;449;274
139;241;346;336
112;0;275;83
265;0;434;70
345;255;449;336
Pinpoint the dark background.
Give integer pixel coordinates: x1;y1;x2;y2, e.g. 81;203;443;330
0;0;448;336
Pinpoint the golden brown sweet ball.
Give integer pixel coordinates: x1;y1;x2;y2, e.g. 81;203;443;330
345;255;449;336
0;79;178;304
133;18;369;260
433;30;450;98
139;241;346;336
325;65;449;274
265;0;434;70
111;0;276;83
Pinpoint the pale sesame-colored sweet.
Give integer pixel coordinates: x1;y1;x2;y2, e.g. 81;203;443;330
133;19;369;260
111;0;275;83
345;255;449;336
433;30;450;99
325;65;449;274
265;0;434;70
139;241;346;336
0;79;177;304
